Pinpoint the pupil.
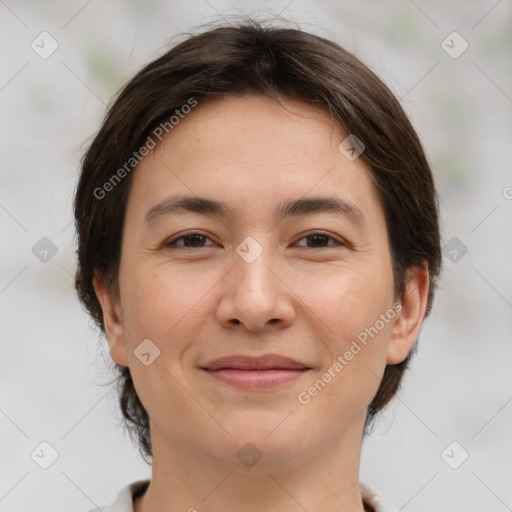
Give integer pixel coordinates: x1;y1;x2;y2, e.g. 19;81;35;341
310;235;326;247
188;235;203;246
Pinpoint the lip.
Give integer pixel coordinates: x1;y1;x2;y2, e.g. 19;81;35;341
202;354;310;371
200;354;312;390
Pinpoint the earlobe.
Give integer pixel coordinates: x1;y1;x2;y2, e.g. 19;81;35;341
92;272;129;367
386;264;430;365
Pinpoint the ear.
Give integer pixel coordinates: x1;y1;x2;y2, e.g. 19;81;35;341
93;272;129;367
386;264;430;365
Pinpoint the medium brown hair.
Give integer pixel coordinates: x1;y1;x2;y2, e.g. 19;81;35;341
74;19;441;462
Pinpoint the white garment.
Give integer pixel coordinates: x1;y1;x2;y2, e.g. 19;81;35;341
87;479;398;512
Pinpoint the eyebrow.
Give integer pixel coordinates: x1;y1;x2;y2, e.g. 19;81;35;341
144;194;366;227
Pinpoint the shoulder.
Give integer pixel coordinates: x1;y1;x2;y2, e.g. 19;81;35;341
86;480;150;512
360;482;399;512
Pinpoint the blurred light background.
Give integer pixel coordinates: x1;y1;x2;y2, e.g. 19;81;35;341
1;1;511;511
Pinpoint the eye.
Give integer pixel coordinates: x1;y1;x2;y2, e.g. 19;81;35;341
164;232;216;248
294;232;346;249
163;231;346;250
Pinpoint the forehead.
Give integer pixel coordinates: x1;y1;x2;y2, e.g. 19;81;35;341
126;94;384;228
152;94;344;169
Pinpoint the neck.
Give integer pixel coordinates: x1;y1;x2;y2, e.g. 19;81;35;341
135;420;367;512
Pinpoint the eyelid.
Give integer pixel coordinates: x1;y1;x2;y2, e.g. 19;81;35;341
163;230;347;249
163;230;216;248
293;231;346;248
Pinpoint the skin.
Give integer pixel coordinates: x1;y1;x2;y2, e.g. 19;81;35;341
94;94;429;512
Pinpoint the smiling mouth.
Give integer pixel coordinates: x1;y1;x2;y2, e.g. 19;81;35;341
200;354;312;390
202;368;310;389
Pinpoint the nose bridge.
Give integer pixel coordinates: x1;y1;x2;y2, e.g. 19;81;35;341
217;234;295;331
233;235;278;299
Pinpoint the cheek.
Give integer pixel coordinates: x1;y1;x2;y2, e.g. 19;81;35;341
117;264;203;416
299;260;395;344
296;262;395;404
299;310;395;429
120;260;208;341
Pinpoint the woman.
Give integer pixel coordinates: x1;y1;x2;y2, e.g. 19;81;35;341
74;20;441;512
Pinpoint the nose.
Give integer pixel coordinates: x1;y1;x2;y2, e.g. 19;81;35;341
215;242;296;333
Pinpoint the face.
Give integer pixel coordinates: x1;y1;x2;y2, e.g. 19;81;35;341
95;94;428;470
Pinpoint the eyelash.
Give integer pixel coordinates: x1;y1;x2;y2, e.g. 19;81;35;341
164;231;346;250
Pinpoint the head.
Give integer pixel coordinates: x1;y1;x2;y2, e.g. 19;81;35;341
74;20;441;464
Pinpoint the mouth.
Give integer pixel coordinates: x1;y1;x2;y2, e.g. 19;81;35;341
200;354;312;390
